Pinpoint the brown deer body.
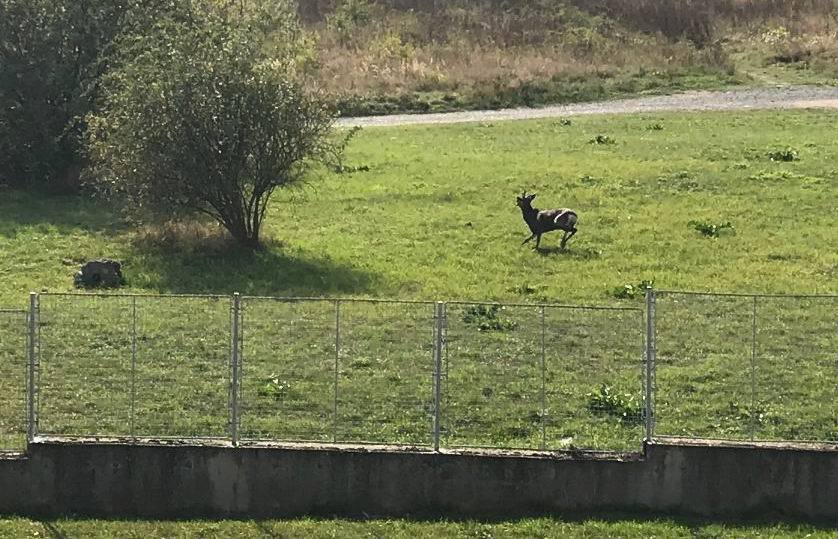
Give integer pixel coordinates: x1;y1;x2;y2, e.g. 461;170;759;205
516;192;578;250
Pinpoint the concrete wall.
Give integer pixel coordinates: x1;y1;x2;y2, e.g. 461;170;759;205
1;439;836;521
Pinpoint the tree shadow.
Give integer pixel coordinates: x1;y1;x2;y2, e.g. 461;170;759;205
133;243;379;297
0;189;124;237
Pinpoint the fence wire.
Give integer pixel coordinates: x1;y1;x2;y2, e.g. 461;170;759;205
37;294;230;440
239;298;436;446
443;303;643;451
0;310;26;452
655;292;838;443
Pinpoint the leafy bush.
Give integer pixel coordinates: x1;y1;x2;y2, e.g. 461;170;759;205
689;220;735;237
462;304;517;332
0;0;171;190
586;384;643;425
85;0;339;249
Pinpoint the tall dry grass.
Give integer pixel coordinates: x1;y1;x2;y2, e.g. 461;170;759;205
300;0;837;107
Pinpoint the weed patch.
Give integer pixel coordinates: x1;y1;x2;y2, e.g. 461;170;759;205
689;220;735;238
766;147;799;162
587;384;643;425
461;304;517;332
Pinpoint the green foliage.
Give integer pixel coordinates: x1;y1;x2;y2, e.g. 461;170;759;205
461;304;517;332
0;0;200;191
327;0;377;46
85;0;338;249
586;384;643;425
258;375;291;400
612;280;654;300
766;147;800;162
689;220;735;238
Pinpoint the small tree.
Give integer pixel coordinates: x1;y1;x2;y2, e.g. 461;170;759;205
86;1;335;249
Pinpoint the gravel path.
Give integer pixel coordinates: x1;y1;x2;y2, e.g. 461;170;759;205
337;85;838;128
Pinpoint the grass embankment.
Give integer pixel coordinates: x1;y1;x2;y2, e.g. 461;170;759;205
299;0;838;115
1;515;836;538
0;110;836;453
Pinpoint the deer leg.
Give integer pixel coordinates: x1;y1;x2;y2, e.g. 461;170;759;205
535;234;541;249
560;228;577;250
522;234;535;245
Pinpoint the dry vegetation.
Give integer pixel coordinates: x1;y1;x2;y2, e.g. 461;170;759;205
294;0;838;114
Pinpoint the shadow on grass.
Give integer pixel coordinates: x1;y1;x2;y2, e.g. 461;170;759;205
0;190;123;237
133;244;379;297
535;245;602;259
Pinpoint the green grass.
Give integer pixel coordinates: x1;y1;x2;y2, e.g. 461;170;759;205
0;109;836;453
0;515;836;538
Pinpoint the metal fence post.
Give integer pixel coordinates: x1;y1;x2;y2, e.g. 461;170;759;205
644;287;656;442
432;302;444;451
26;292;38;443
540;305;546;450
333;299;341;443
750;295;758;441
130;296;137;441
229;293;241;446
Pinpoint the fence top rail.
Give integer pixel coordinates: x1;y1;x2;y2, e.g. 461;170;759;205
656;290;838;299
445;300;642;312
38;292;230;300
241;295;438;306
33;292;643;311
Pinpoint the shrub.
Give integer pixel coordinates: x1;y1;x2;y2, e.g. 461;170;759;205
85;0;340;249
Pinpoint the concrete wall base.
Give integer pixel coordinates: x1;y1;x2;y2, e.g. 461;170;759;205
1;439;836;521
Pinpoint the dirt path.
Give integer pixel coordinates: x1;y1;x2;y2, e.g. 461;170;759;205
337;85;838;128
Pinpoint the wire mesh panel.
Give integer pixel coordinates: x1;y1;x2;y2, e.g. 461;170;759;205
38;294;229;439
131;296;229;438
39;294;134;437
443;303;544;450
655;292;837;443
239;298;337;442
0;310;26;451
655;292;755;440
542;306;643;451
334;300;435;445
753;296;837;442
443;303;643;451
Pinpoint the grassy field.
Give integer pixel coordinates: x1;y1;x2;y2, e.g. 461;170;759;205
0;109;836;453
1;514;836;538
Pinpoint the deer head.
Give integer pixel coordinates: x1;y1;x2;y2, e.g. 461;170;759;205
516;192;536;210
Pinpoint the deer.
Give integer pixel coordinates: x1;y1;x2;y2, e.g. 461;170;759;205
516;192;578;250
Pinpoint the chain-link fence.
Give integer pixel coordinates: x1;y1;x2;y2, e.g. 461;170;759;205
28;293;645;451
654;291;838;443
0;309;27;452
17;290;835;451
